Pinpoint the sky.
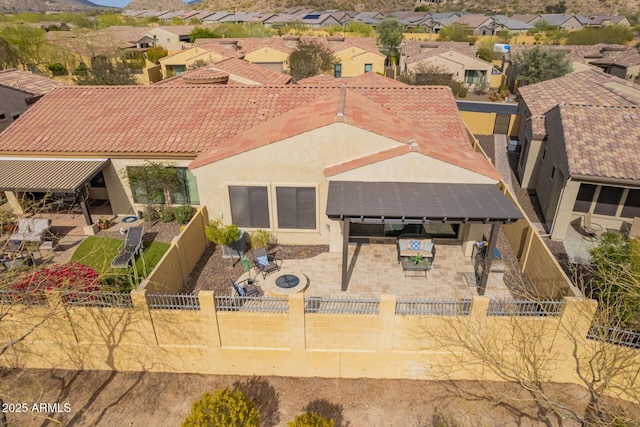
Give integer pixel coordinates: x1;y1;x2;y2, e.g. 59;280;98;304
94;0;189;7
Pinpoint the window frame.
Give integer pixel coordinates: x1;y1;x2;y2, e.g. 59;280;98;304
364;63;373;72
127;165;199;205
227;184;271;229
274;185;318;231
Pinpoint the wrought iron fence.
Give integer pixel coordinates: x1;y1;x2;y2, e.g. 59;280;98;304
587;324;640;349
147;293;200;310
62;291;133;308
214;295;288;313
487;299;563;317
304;297;380;314
396;299;472;316
0;290;49;306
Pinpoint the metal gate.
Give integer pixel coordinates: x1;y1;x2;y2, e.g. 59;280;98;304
493;113;511;134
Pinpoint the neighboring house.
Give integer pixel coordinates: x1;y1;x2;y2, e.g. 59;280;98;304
585;15;631;27
0;83;520;291
263;14;302;27
533;14;587;30
514;69;640;240
400;42;497;88
159;46;233;77
192;36;384;77
201;12;232;23
510;14;542;25
155;57;292;86
0;69;65;132
492;15;534;33
296;71;407;87
146;26;196;51
300;13;341;28
455;14;496;35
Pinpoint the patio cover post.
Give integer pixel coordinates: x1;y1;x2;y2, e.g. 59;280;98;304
78;187;92;226
341;218;350;292
478;222;501;296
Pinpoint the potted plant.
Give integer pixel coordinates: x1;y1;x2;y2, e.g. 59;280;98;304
205;219;244;266
410;253;425;265
97;217;111;230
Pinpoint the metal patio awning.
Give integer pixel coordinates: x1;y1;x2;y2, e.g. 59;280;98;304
326;181;523;223
0;158;109;193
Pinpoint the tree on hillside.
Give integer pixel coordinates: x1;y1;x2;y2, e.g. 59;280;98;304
376;17;405;61
75;56;137;85
438;23;477;43
566;26;633;45
189;26;219;43
287;40;337;83
513;46;572;85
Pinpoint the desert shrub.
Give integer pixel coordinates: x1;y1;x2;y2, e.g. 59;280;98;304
158;206;175;223
142;205;159;222
205;219;241;246
288;412;334;427
250;229;271;249
174;205;196;225
182;388;260;427
46;62;67;76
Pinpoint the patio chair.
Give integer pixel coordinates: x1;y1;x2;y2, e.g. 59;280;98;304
110;226;145;269
252;247;281;279
581;213;603;239
231;278;260;297
629;217;640;240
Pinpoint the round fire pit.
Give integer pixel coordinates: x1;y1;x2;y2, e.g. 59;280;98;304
264;270;309;296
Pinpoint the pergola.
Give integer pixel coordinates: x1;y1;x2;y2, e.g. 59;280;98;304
0;158;109;226
326;181;524;294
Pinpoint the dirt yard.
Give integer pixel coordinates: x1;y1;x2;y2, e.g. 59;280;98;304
2;369;638;426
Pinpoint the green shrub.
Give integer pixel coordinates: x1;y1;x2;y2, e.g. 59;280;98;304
158;206;175;223
47;62;67;76
250;229;271;249
288;412;334;427
182;388;260;427
142;206;159;222
174;205;196;224
205;220;241;246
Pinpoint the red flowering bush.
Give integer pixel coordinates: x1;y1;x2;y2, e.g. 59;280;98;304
9;263;100;304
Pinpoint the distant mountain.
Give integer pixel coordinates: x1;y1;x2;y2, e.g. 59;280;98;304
0;0;114;10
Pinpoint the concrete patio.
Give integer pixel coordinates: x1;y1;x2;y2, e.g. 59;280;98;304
562;218;598;265
243;242;514;300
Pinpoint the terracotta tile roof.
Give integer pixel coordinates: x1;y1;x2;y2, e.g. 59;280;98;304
0;69;65;97
190;87;499;180
156;58;291;86
517;69;640;136
556;104;640;180
402;41;476;59
456;14;492;28
296;72;406;87
0;85;498;180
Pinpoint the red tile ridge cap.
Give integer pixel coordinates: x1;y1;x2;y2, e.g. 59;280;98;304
324;145;410;176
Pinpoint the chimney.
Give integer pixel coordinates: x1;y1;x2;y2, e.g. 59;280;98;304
327;36;345;46
219;40;239;51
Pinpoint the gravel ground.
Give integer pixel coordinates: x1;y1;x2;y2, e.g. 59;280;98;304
97;221;181;244
182;244;329;295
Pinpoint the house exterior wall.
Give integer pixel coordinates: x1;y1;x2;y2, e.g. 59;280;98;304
0;87;30;133
159;48;223;76
333;48;384;76
532;108;570;229
191;124;403;247
407;51;492;85
329;152;496;184
244;48;290;72
516;99;544;189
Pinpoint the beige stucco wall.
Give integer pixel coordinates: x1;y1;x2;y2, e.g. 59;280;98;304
459;111;519;136
407;51;493;84
330;151;496;184
244;47;290;71
334;48;384;77
191;124;403;246
159;47;224;76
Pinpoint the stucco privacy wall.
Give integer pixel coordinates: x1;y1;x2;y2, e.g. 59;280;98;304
459;111;520;136
7;290;640;400
140;206;209;294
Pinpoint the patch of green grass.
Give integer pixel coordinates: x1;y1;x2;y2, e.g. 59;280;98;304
71;236;170;284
